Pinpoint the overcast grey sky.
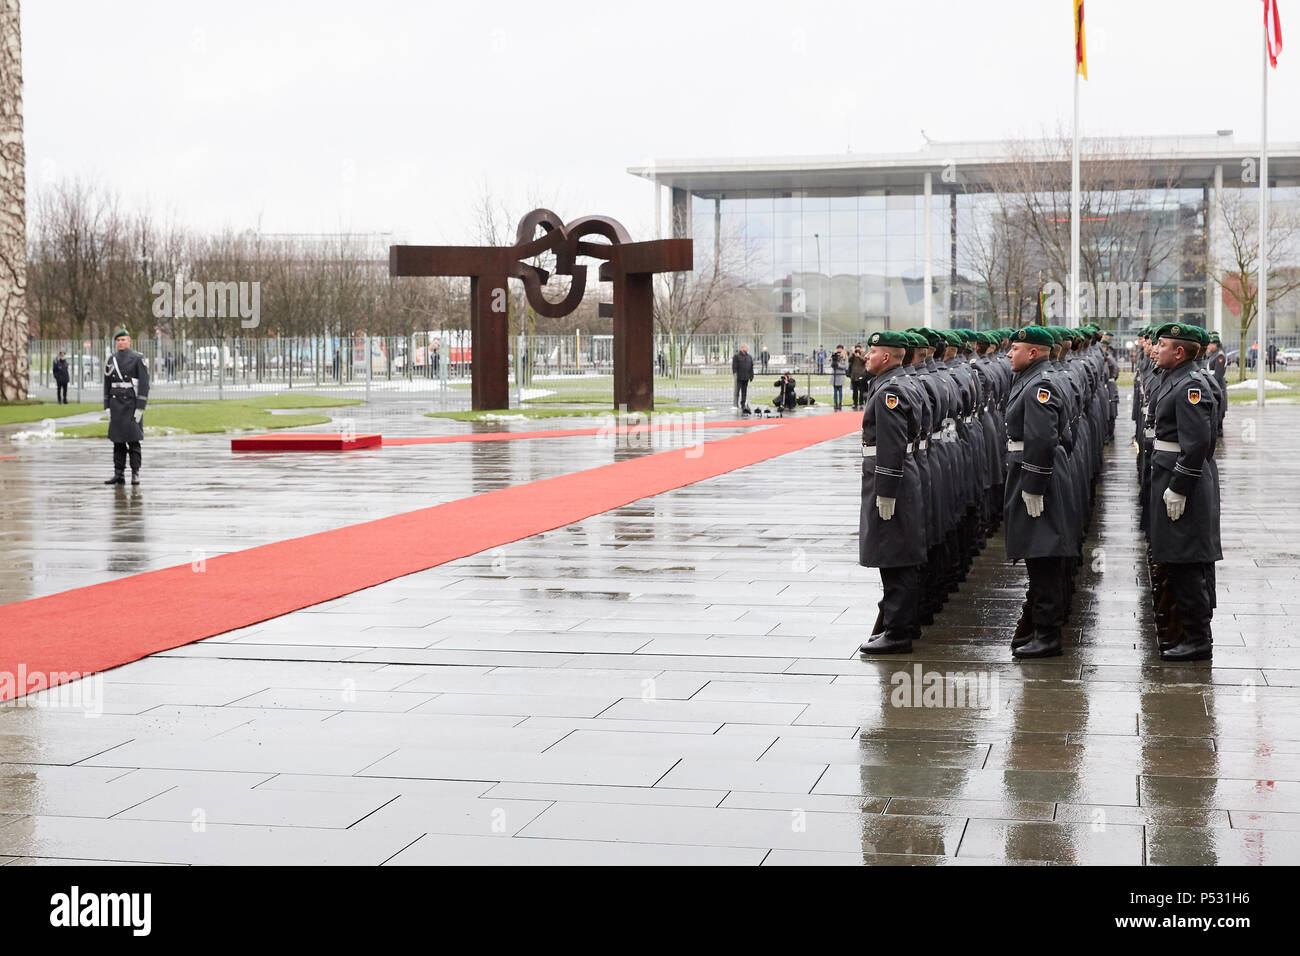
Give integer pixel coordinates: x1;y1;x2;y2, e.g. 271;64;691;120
21;0;1300;243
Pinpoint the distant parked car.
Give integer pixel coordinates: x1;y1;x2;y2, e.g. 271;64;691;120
1279;347;1300;367
1224;349;1239;367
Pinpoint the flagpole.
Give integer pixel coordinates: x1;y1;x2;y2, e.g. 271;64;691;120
1071;60;1081;329
1259;16;1269;407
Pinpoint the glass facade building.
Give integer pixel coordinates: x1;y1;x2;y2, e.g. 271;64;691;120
632;134;1300;349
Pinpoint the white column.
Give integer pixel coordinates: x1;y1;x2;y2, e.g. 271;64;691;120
923;171;933;329
1212;164;1223;336
655;183;662;240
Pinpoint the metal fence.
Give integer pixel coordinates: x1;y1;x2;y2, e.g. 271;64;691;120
28;328;1300;408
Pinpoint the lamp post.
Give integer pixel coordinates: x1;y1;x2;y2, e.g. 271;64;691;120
814;233;822;364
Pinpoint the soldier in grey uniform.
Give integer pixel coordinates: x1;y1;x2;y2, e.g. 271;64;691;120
1101;334;1120;441
1003;326;1073;659
858;330;927;655
1203;332;1228;438
1146;322;1221;661
103;329;151;485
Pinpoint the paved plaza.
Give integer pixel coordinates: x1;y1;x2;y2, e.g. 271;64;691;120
1;398;1298;865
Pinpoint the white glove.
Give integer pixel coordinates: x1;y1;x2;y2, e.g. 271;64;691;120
1022;492;1044;518
1164;487;1186;521
876;496;896;521
134;409;143;423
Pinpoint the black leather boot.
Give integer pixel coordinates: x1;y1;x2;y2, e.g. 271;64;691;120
1013;628;1062;659
1158;605;1183;650
859;631;913;655
1161;626;1211;662
104;473;125;485
870;601;885;637
1010;602;1034;649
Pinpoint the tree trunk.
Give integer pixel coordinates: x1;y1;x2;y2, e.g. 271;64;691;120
0;0;27;401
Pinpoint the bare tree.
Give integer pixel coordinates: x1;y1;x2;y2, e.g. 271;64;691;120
974;133;1182;325
31;179;125;347
0;0;26;400
1212;189;1300;381
959;190;1036;326
653;218;755;376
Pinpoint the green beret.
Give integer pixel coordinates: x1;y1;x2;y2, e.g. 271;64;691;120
113;328;130;339
941;330;963;348
908;332;929;349
1011;326;1055;346
867;329;912;349
1152;322;1207;346
1209;331;1221;344
916;328;945;350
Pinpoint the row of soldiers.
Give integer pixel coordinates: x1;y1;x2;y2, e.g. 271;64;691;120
856;323;1119;659
1132;323;1224;662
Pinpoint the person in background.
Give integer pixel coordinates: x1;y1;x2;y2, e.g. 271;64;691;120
830;345;848;411
849;344;868;410
732;344;754;410
773;372;796;410
52;351;69;404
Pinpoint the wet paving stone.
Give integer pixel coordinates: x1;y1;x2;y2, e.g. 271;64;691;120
1145;825;1300;866
4;400;1300;863
957;819;1145;865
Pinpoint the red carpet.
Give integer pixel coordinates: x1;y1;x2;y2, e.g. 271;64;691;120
0;410;860;701
383;418;771;447
226;420;772;452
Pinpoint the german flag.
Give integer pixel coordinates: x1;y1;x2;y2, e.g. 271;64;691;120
1075;0;1087;79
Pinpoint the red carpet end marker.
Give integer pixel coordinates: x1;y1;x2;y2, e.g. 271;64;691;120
232;433;382;451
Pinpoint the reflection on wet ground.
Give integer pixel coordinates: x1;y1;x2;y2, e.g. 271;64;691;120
1;399;1298;864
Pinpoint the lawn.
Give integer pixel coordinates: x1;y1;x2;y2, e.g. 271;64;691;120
0;402;102;425
52;393;353;438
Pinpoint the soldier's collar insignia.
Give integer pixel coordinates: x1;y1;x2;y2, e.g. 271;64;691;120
1187;388;1201;405
1036;387;1051;403
884;393;899;410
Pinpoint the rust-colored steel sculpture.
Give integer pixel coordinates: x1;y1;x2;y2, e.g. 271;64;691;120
390;210;691;411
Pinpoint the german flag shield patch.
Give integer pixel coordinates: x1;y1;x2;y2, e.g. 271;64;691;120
1187;388;1201;405
1036;388;1051;404
884;393;899;410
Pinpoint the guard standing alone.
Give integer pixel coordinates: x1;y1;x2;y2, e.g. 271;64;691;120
103;329;150;485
